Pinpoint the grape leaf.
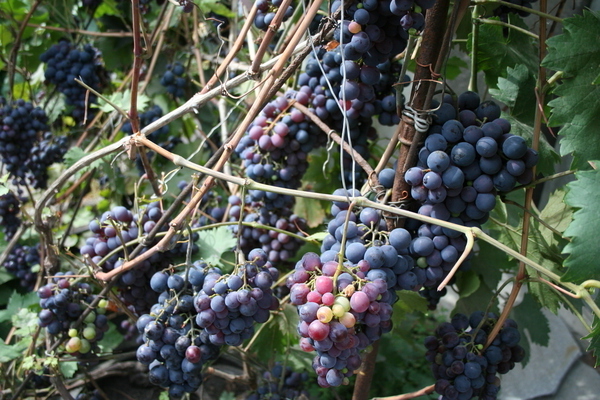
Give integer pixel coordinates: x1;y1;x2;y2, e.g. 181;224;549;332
489;64;536;125
561;168;600;283
0;341;27;363
0;291;39;323
294;197;327;228
196;227;237;267
445;56;468;81
60;361;78;379
250;304;298;363
542;10;600;169
455;270;480;298
467;16;538;89
470;241;506;290
512;292;550;348
584;296;600;367
453;278;499;317
394;290;428;322
539;189;572;245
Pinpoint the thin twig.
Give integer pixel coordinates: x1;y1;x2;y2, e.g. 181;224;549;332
371;384;435;400
27;24;134;37
8;0;43;99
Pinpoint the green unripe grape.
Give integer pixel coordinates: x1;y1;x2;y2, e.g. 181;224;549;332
332;304;346;318
68;328;78;338
333;296;351;312
417;257;428;269
83;326;96;341
79;338;91;354
84;311;96;324
98;299;108;309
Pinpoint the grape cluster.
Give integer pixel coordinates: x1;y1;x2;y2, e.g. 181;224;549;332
3;244;39;290
161;62;187;99
25;132;69;189
227;195;308;263
37;273;109;354
0;97;59;186
245;362;310;399
425;312;525;400
254;0;294;31
193;249;280;347
136;264;221;398
0;192;21;241
235;91;325;208
40;41;105;121
80;203;197;315
401;92;539;293
287;249;395;387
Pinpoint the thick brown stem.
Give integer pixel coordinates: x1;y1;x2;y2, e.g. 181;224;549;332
352;340;380;400
390;0;450;208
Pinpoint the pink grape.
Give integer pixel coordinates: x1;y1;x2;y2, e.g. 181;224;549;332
315;276;334;294
308;320;330;341
350;291;370;313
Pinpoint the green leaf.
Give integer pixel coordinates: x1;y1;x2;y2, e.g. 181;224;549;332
63;147;104;173
453;278;498;317
159;391;170;400
489;64;537;125
250;304;298;363
0;173;10;196
543;10;600;169
97;323;124;352
470;241;506;290
294;197;327;228
468;15;538;89
96;90;150;114
445;56;468;81
455;270;480;298
0;291;39;323
0;340;27;362
561;168;600;283
584;296;600;367
196;227;237;267
513;292;550;347
539;189;572;244
197;0;235;18
396;290;428;315
60;361;78;379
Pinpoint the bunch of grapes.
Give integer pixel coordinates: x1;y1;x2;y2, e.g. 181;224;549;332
235;91;325;207
3;244;40;290
80;202;197;315
0;97;56;186
193;248;280;347
400;91;538;294
25;132;69;189
226;194;308;263
254;0;295;31
245;362;310;399
425;312;525;400
287;249;395;387
0;192;21;241
37;273;109;354
160;62;188;99
136;263;221;398
40;41;106;121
